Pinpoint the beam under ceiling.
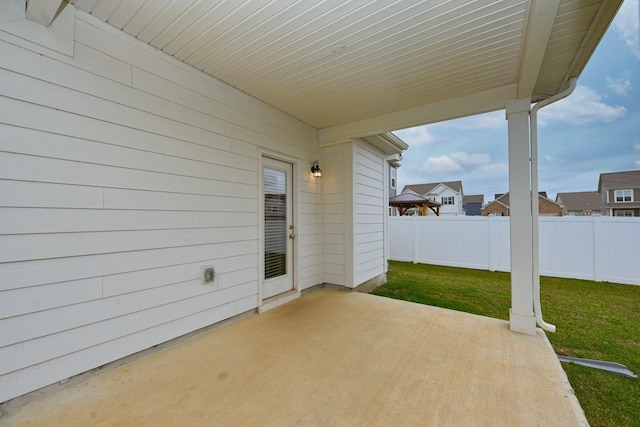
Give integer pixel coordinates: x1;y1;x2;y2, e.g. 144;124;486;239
318;84;517;144
517;0;560;99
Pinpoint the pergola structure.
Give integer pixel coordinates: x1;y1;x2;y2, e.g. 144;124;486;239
389;193;441;216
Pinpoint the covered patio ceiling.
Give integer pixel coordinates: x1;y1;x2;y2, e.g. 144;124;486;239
69;0;621;143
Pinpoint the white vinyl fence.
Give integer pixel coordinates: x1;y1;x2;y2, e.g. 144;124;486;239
388;216;640;286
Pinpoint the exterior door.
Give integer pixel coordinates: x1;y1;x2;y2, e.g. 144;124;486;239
262;157;294;299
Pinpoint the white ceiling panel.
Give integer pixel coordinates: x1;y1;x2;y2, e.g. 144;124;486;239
134;0;199;43
89;0;122;21
122;0;172;36
70;0;622;137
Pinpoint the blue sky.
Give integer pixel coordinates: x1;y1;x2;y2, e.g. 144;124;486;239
394;0;640;202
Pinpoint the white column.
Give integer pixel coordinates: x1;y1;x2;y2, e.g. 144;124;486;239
506;98;536;335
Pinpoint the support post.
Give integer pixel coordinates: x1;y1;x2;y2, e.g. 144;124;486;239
506;98;536;335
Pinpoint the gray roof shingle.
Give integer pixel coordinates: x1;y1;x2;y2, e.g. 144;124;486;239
598;170;640;192
402;181;463;195
555;191;603;212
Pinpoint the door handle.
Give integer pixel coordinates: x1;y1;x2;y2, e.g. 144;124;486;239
289;224;295;239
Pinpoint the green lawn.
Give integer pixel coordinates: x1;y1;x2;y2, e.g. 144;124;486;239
372;261;640;427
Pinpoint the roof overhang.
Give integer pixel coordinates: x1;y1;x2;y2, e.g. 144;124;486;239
66;0;622;142
362;133;409;155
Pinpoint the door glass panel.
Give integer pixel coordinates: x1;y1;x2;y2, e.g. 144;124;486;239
264;167;287;279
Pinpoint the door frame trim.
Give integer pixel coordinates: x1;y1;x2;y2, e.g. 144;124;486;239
258;151;300;307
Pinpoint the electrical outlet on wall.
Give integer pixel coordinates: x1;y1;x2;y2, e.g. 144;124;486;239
202;266;215;284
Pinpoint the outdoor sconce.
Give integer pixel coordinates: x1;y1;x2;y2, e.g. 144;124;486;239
311;160;322;178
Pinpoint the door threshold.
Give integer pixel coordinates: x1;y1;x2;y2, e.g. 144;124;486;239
259;290;301;313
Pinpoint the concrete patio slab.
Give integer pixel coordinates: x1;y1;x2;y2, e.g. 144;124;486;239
1;287;587;426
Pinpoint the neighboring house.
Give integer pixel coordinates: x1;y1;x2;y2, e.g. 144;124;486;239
402;181;464;216
555;191;603;216
463;194;485;216
0;0;621;403
387;154;402;216
483;192;562;216
598;170;640;217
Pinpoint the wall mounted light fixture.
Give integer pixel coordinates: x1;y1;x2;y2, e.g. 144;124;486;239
311;160;322;178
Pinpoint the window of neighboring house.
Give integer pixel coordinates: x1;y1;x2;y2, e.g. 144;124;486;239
390;167;396;189
615;210;634;217
614;189;633;202
442;196;454;205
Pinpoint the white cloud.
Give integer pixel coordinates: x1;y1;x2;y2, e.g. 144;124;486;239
635;160;640;168
613;0;640;59
544;155;554;162
478;162;508;173
394;126;443;148
634;143;640;151
451;152;490;165
422;152;505;176
422;155;462;174
606;73;632;96
539;84;627;125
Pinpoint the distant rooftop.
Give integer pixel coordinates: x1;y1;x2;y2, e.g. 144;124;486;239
403;181;463;195
556;191;603;213
463;194;484;204
598;170;640;192
494;191;547;200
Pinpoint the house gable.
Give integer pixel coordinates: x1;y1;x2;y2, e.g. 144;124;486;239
482;192;562;216
598;170;640;216
482;200;510;216
555;191;603;215
429;183;457;197
402;181;463;215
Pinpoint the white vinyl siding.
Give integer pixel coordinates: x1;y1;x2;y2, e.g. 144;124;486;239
354;141;385;285
0;10;320;402
321;144;350;286
425;185;463;216
320;141;387;288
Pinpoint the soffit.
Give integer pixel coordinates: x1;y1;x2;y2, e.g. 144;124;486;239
70;0;621;137
534;0;621;98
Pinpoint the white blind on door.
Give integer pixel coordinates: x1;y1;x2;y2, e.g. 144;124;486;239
264;168;287;279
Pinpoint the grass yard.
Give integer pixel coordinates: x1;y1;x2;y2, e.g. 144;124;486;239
373;261;640;427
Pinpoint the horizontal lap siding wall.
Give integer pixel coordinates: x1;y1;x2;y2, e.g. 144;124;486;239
354;142;385;285
0;11;320;402
321;144;349;286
